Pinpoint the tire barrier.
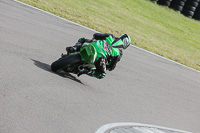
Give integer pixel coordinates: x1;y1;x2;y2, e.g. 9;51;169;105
181;0;200;18
193;3;200;20
157;0;172;7
152;0;200;21
169;0;186;12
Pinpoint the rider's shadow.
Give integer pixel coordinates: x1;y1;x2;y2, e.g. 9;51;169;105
30;59;84;85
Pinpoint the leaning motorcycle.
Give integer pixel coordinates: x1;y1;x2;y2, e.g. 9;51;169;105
51;36;124;75
51;42;97;75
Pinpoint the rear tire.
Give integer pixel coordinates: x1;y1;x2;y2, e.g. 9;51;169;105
51;54;81;72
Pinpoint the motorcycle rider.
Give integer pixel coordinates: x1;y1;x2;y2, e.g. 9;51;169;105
66;33;131;79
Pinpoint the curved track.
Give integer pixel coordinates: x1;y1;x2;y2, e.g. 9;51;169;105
1;0;200;133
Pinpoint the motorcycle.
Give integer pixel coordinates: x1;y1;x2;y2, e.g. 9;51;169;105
51;36;124;76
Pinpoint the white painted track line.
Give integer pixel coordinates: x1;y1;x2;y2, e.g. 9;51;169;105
95;123;192;133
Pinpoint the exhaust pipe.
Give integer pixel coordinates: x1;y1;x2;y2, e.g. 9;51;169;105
78;65;85;72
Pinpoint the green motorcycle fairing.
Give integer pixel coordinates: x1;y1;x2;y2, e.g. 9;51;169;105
79;43;97;64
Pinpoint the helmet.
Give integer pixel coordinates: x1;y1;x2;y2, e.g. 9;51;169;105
118;34;131;49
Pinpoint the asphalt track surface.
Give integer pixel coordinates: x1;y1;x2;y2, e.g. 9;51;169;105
0;0;200;133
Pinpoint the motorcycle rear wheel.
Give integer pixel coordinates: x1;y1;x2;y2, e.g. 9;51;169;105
51;54;81;72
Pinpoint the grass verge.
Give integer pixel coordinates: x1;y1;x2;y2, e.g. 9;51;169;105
19;0;200;71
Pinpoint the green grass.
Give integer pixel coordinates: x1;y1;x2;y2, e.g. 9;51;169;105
19;0;200;71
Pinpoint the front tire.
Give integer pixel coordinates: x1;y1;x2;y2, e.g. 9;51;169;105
51;54;81;72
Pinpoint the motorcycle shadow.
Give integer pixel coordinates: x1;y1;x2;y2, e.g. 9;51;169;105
31;59;84;85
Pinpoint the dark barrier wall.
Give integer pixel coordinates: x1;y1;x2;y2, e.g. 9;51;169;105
169;0;186;12
193;3;200;20
181;0;200;18
157;0;172;6
152;0;200;21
